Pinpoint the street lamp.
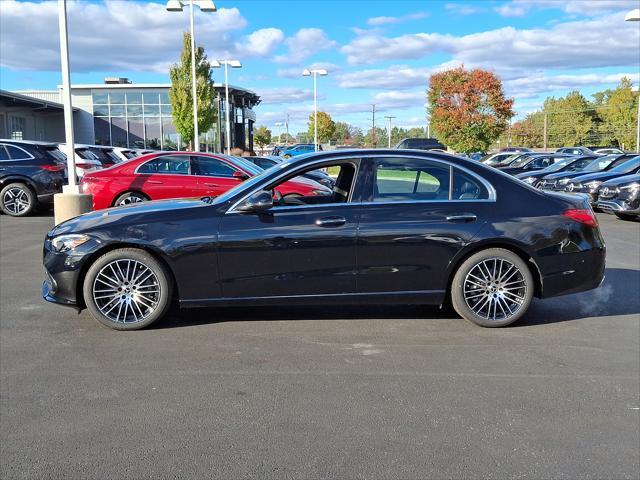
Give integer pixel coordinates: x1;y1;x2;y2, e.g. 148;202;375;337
166;0;217;152
625;8;640;21
302;68;328;152
384;115;395;148
212;60;242;155
423;102;431;138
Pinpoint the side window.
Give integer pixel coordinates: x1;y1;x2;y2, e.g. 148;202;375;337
5;145;31;160
138;155;190;175
373;158;450;201
452;169;489;200
255;158;276;169
193;156;236;177
0;146;9;161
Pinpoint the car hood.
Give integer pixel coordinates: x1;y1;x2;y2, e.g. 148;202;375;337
600;174;640;187
542;170;590;181
515;170;551;179
568;171;630;184
49;197;208;236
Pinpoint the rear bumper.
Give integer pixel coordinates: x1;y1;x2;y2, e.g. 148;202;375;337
538;247;606;299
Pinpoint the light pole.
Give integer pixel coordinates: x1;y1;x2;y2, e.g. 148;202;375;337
624;10;639;151
212;60;242;155
384;115;395;148
166;0;216;152
423;102;431;138
53;0;92;224
302;68;328;151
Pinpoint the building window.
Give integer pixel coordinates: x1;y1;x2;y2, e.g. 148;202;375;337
9;116;26;140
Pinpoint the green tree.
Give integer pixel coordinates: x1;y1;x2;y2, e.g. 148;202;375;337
508;112;545;148
169;32;217;150
307;111;336;144
594;78;639;149
253;125;272;150
427;66;514;153
332;121;355;145
543;91;593;148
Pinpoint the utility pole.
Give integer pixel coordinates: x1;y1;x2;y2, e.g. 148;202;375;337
371;104;376;148
384;115;395;148
285;112;290;145
543;113;548;152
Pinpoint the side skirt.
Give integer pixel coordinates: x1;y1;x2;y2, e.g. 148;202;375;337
180;290;446;308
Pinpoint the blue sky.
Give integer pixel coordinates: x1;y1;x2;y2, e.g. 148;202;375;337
1;0;639;134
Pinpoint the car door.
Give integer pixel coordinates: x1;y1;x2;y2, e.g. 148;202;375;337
216;159;361;299
356;156;493;294
135;154;199;200
191;155;245;197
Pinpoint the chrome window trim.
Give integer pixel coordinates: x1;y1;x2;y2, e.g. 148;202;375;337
225;154;496;214
2;144;35;161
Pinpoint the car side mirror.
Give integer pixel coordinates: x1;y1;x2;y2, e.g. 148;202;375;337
236;190;273;212
233;170;249;181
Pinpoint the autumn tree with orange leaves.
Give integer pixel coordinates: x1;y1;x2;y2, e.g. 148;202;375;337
427;67;514;152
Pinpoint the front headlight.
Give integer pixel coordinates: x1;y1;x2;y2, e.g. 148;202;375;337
51;234;90;252
558;178;571;185
585;181;602;191
620;183;640;192
521;177;537;184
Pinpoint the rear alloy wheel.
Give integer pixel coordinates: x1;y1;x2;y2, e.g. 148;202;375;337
114;191;147;207
0;183;36;217
451;248;534;327
83;248;172;330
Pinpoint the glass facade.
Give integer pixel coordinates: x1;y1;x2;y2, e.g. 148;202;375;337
91;87;253;152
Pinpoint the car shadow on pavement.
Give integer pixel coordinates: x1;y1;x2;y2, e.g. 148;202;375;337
155;267;639;330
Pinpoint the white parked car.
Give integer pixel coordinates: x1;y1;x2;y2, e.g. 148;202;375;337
593;148;624;155
111;147;139;162
58;144;103;178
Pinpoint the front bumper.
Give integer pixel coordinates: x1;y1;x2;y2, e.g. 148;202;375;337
597;199;640;216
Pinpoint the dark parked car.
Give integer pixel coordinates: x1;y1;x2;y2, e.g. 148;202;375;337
485;152;540;168
515;155;596;187
43;149;605;330
498;153;570;175
394;138;446;151
538;154;636;191
244;155;335;189
555;147;595;155
596;174;640;221
0;139;66;216
500;147;531;153
481;152;519;167
564;156;640;204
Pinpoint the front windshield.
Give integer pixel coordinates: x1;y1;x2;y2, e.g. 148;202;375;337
510;154;539;168
220;155;264;176
583;155;616;172
495;153;522;166
542;157;573;172
610;156;640;173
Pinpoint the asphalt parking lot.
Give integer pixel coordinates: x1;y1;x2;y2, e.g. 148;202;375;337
1;211;638;479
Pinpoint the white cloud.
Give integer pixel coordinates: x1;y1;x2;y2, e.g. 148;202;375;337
338;65;433;89
505;72;640;99
258;87;321;104
0;0;282;73
273;28;336;64
341;12;640;71
372;90;425;109
366;12;427;26
495;0;639;17
445;4;481;15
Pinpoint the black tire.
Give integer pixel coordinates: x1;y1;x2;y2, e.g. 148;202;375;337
0;182;37;217
615;212;638;221
113;191;148;207
82;248;173;330
451;248;534;327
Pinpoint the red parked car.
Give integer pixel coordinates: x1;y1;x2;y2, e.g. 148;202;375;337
81;152;332;210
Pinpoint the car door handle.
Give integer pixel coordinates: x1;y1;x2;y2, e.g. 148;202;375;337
315;216;346;227
148;180;163;184
446;213;477;222
204;183;219;187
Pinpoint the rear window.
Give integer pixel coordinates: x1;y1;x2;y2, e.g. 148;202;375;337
46;147;67;163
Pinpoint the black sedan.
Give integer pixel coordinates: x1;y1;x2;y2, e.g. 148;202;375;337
498;153;570;176
596;174;640;220
564;156;640;203
515;155;596;187
539;154;637;191
42;149;605;330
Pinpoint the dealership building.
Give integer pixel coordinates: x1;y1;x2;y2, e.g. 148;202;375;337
1;77;260;152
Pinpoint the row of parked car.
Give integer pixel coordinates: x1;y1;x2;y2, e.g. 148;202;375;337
481;149;640;220
0;139;153;216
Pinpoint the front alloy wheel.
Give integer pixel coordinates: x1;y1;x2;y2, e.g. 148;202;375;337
0;183;36;217
451;248;534;327
83;248;172;330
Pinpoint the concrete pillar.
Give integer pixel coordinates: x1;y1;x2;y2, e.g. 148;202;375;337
54;187;92;225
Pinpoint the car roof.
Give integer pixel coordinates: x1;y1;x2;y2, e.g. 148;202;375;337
0;139;60;147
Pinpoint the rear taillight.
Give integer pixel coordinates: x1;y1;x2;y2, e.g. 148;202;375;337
76;163;100;169
562;209;598;228
41;164;65;172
